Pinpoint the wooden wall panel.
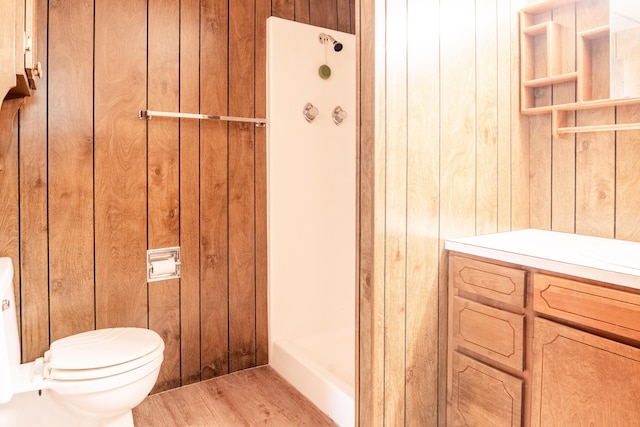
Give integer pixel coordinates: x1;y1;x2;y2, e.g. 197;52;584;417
311;0;338;30
528;8;552;230
229;0;257;373
575;0;614;238
148;0;181;393
0;0;353;400
440;0;476;241
615;106;640;241
94;0;148;329
179;0;203;387
523;0;639;239
48;0;95;342
358;0;529;425
510;0;530;231
295;0;310;23
357;0;386;423
272;0;295;19
529;12;552;231
406;0;440;424
16;0;48;364
496;1;513;233
551;5;576;233
255;0;271;368
200;0;230;380
476;0;499;235
575;110;615;238
383;0;407;424
338;0;353;33
358;0;640;422
529;118;552;230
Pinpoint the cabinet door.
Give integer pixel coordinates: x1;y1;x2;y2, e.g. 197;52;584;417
531;317;640;426
449;351;523;427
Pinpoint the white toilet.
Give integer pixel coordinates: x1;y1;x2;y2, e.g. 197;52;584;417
0;257;164;426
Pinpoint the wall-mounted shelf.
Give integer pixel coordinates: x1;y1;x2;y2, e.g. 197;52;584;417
520;0;640;138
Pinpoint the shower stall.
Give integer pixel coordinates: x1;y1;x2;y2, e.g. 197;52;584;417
266;17;356;427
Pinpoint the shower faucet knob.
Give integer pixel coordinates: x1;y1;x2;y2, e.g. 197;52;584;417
303;103;319;123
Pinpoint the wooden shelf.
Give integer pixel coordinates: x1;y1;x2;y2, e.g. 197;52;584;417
520;16;565;111
578;25;609;40
520;0;640;137
523;72;578;88
522;21;552;36
521;0;584;14
4;74;31;99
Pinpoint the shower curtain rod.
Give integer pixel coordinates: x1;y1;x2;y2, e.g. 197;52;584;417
138;110;267;127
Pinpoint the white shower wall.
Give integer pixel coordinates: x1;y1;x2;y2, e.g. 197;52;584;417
266;17;356;426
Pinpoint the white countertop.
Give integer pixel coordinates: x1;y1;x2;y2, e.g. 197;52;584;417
445;229;640;290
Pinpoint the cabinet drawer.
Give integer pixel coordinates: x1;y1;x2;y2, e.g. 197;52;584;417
452;297;524;370
451;256;526;307
450;351;523;427
533;273;640;342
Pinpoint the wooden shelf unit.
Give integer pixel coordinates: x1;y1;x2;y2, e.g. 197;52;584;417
519;0;640;137
577;25;609;103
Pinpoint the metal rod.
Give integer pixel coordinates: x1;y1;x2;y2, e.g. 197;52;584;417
557;122;640;135
139;110;267;127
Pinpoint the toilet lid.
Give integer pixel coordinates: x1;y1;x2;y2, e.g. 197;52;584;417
44;328;164;380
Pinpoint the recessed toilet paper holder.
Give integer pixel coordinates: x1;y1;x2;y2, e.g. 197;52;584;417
147;246;181;282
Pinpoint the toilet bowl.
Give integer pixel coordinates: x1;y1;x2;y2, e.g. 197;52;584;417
0;258;164;426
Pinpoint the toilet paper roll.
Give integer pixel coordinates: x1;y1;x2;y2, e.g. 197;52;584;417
150;258;176;276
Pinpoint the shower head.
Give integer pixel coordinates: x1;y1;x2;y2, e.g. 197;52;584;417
319;33;343;52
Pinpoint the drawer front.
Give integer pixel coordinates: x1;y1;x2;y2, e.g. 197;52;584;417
451;255;526;307
533;273;640;342
452;296;525;370
450;351;523;427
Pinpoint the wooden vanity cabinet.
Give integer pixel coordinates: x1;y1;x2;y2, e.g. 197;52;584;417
531;273;640;426
448;253;640;426
447;255;527;427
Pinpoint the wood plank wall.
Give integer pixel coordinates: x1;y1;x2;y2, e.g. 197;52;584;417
528;0;640;241
0;0;354;394
357;0;529;425
358;0;640;425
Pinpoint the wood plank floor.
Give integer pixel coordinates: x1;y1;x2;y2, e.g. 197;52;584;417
132;366;337;426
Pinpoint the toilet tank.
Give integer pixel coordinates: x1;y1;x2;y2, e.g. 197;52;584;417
0;257;20;404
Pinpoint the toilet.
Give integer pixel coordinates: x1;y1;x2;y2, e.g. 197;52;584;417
0;257;164;426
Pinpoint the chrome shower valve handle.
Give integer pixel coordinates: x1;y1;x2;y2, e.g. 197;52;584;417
303;102;319;123
332;106;347;125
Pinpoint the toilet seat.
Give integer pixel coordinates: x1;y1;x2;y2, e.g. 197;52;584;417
42;328;163;381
